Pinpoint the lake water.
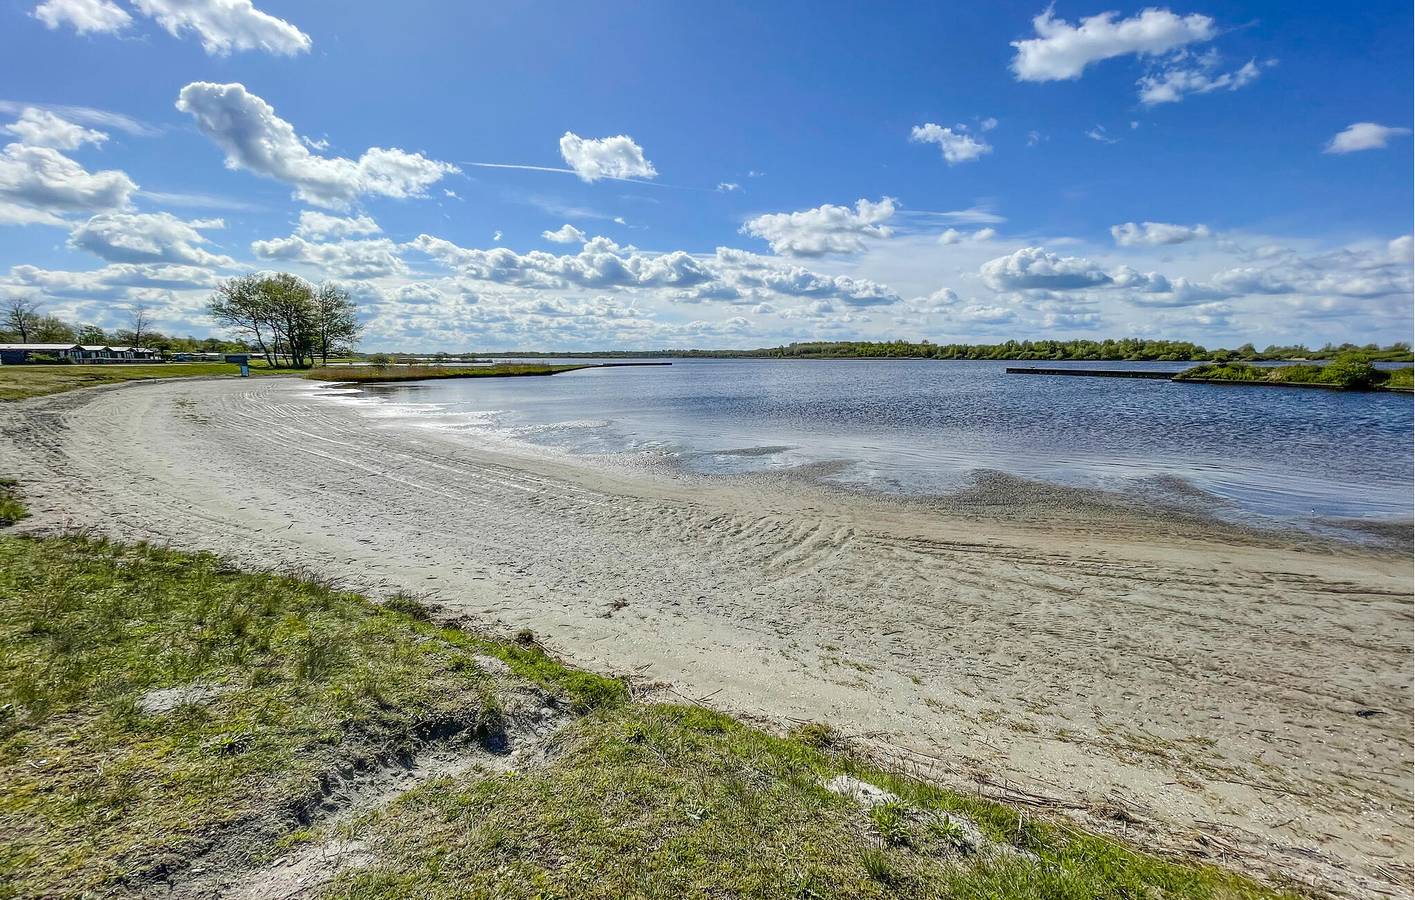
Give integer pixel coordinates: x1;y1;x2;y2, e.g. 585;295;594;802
311;359;1414;526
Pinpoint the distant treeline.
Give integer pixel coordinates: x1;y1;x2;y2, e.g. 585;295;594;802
447;339;1414;363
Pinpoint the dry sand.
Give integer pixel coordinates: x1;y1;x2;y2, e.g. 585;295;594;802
1;376;1410;897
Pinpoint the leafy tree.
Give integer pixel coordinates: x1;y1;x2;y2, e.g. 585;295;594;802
76;324;107;345
32;315;76;343
311;282;362;364
3;297;42;342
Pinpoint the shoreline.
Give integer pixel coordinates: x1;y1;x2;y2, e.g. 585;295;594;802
2;376;1411;897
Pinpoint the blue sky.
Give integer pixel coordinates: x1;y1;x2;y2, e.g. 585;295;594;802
0;0;1410;349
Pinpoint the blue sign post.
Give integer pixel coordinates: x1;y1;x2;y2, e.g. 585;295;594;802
224;353;251;377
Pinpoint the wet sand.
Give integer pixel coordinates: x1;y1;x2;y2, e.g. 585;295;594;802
1;377;1410;897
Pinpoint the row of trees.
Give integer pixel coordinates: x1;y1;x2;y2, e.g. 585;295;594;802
207;274;362;368
746;339;1413;362
0;297;207;351
3;273;363;365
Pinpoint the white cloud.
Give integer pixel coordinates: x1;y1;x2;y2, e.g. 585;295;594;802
955;304;1017;325
1111;221;1211;246
973;227;997;241
938;228;963;245
68;212;232;266
558;132;657;183
542;223;587;244
979;117;999;132
1010;7;1216;82
130;0;310;55
1085;125;1119;144
980;246;1113;291
176;82;458;208
7;262;219;298
0;142;136;222
0;101;157;138
1139;56;1264;105
909;123;992;164
741;197;896;257
1324;122;1413;154
717;181;741;192
32;0;130;34
5;108;107;150
404;234;900;312
251;234;406;279
294;210;381;240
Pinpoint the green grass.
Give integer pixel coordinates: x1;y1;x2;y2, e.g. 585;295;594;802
331;705;1296;899
0;361;300;402
0;526;1295;900
1176;356;1414;391
1383;367;1413;390
0;479;24;526
0;534;621;897
303;364;591;383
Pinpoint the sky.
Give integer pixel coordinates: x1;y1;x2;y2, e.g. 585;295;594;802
0;0;1411;351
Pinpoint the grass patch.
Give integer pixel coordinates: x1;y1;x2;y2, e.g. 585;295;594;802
331;704;1296;899
0;528;1290;899
303;364;591;383
0;534;619;897
0;479;25;526
0;362;301;402
1176;355;1413;391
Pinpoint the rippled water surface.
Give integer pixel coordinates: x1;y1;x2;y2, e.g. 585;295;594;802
313;359;1413;524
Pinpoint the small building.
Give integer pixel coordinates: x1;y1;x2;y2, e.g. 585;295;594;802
0;343;82;364
76;345;116;362
115;346;161;361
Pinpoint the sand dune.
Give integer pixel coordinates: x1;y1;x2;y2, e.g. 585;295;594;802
2;377;1409;897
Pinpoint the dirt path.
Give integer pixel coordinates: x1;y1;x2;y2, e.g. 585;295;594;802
2;377;1409;897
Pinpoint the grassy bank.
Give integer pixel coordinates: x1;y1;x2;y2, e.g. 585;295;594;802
0;362;299;402
304;364;590;383
1176;357;1414;391
0;512;1299;897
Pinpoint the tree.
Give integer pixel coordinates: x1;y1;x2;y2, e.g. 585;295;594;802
3;297;42;342
209;275;279;366
207;273;336;368
310;282;362;364
33;315;76;343
77;323;107;345
128;304;152;348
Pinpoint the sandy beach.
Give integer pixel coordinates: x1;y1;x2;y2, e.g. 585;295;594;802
2;376;1410;897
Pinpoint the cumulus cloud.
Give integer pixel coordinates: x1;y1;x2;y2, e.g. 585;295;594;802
132;0;310;55
32;0;130;33
34;0;309;54
5;108;107;150
251;234;406;279
68;212;233;267
542;223;587;244
980;247;1113;291
558;132;657;182
403;234;900;313
909;123;992;164
1010;7;1216;82
0;142;136;223
1324;122;1412;154
8;261;219;297
176;82;458;208
717;181;741;192
294;210;381;239
1111;221;1211;246
741;197;896;257
1138;57;1264;105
